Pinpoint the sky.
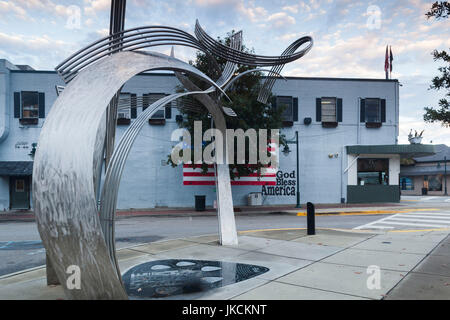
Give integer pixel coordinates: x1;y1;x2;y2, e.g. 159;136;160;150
0;0;449;145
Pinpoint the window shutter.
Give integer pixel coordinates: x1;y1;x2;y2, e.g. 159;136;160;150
38;92;45;118
271;96;277;111
165;104;172;119
293;97;298;122
14;92;21;118
360;99;365;122
316;98;321;122
130;94;137;118
337;98;343;122
381;99;386;122
142;94;148;111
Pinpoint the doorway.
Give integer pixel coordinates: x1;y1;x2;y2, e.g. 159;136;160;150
10;176;30;209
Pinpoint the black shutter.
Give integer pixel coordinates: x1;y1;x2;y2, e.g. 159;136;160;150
337;98;343;122
360;99;366;122
130;94;137;118
271;96;277;111
380;99;386;122
165;104;172;119
142;94;148;111
316;98;321;122
38;92;45;118
293;97;298;122
14;92;21;118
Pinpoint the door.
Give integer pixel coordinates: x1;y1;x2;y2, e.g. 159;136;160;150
10;176;30;209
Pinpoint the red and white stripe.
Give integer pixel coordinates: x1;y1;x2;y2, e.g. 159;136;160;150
183;140;278;186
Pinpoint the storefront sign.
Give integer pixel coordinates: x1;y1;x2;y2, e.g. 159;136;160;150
261;170;296;196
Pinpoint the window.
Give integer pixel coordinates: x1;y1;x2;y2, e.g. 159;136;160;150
22;92;39;119
316;97;342;127
14;91;45;124
272;96;298;126
321;97;336;122
365;98;380;122
400;177;414;190
361;98;386;127
117;93;131;125
428;175;443;191
147;93;172;124
357;158;389;185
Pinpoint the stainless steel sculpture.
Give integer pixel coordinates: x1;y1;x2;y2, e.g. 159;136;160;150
33;18;313;299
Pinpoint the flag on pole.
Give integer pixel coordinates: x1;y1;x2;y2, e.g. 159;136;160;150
384;45;389;79
389;46;393;73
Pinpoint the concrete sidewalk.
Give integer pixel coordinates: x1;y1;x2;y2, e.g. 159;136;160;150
0;227;448;300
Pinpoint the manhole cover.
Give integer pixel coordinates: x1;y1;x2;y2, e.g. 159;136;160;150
122;259;269;298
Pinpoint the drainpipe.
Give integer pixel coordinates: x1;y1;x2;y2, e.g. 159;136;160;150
0;66;11;143
357;97;361;145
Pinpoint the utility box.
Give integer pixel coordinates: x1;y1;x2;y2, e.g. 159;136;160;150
247;192;262;206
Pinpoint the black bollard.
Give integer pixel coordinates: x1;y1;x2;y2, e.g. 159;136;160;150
307;202;315;235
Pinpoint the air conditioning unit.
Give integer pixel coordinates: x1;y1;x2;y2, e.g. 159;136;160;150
247;192;262;206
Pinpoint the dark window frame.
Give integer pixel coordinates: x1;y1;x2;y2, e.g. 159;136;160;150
361;98;386;127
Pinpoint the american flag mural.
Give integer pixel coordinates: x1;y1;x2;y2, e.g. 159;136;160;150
183;140;278;186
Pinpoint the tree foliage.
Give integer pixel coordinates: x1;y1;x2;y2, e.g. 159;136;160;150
423;1;450;127
169;31;287;179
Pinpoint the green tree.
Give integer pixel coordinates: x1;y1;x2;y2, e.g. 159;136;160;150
169;31;287;179
423;1;450;127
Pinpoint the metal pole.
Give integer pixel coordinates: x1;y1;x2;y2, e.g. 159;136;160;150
307;202;315;235
295;131;300;208
445;156;448;196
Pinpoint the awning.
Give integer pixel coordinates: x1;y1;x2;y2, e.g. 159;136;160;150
346;144;436;159
0;161;33;176
400;165;446;177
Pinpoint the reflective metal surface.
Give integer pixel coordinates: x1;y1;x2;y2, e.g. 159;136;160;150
122;259;269;299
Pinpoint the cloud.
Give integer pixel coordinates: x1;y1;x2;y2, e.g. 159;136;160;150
282;5;298;14
0;1;27;19
84;0;111;16
267;12;296;28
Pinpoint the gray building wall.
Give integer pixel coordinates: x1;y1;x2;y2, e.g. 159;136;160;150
0;60;399;210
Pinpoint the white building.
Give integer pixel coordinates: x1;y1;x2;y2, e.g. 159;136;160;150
0;58;434;211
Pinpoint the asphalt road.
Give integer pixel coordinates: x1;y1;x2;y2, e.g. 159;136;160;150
0;213;389;277
0;195;449;277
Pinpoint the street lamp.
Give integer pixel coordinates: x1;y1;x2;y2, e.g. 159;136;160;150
282;131;300;208
437;156;447;196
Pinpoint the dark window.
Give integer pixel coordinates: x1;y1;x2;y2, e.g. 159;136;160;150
118;93;131;119
148;93;167;119
357;158;389;185
400;177;414;190
361;98;386;126
365;98;381;123
21;92;39;119
276;96;293;122
428;175;443;191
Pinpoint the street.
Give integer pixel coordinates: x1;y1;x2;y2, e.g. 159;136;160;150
0;195;449;277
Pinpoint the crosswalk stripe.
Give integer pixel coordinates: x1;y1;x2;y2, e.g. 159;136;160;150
399;212;450;216
375;221;447;228
388;217;450;224
396;214;450;220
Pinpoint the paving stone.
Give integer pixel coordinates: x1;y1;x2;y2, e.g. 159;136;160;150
322;248;425;272
256;240;342;261
129;239;196;254
276;262;405;300
413;254;450;277
385;273;450;300
232;281;369;300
